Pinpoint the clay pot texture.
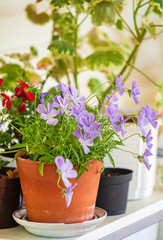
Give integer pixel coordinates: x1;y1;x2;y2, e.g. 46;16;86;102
16;156;102;223
0;167;22;229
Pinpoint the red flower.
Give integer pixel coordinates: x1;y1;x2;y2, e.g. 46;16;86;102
0;79;3;87
17;79;30;89
25;91;35;101
19;103;26;112
1;93;12;109
14;80;35;102
15;87;24;98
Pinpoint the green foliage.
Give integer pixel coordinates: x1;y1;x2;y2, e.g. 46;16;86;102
30;46;38;57
48;40;77;56
91;1;117;26
143;17;156;39
0;160;9;170
25;4;50;25
87;78;104;97
2;83;139;179
50;0;69;8
0;132;12;150
85;48;125;71
0;64;22;89
151;0;163;11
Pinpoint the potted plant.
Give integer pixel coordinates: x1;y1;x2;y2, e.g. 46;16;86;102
0;75;158;224
0;78;36;166
0;160;22;229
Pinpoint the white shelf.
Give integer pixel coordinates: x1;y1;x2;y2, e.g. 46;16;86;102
0;192;163;240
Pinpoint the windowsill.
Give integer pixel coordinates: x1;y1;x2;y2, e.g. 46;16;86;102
0;191;163;240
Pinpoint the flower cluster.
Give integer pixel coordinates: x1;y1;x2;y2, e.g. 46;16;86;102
0;76;158;207
0;79;35;112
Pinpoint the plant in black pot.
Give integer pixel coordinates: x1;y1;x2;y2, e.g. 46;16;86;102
96;168;133;215
0;160;22;229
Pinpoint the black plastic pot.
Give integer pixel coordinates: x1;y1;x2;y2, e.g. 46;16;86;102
0;167;22;229
96;168;132;216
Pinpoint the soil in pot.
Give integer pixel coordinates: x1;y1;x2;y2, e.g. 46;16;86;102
0;167;22;229
96;168;132;216
16;156;102;224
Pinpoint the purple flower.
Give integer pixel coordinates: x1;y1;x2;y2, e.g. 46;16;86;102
53;96;70;115
106;90;118;109
56;96;70;115
71;103;87;121
60;91;64;99
137;111;149;136
0;121;2;129
67;86;86;105
55;156;77;188
131;79;140;105
56;83;68;95
73;129;93;154
141;149;152;170
141;104;158;129
64;183;77;207
115;75;125;96
145;129;153;150
36;102;58;125
105;105;120;132
116;115;130;137
39;92;49;103
52;96;60;108
78;113;101;139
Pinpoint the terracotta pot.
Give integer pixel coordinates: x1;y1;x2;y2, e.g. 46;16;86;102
16;156;102;223
0;167;22;229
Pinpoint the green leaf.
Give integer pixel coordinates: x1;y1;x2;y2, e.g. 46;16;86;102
87;28;110;49
25;71;42;85
9;143;26;150
116;19;123;30
91;1;117;26
85;47;125;71
137;155;142;163
143;17;157;39
33;152;39;162
25;4;50;25
0;160;9;170
151;0;163;11
107;152;115;168
0;63;22;89
39;162;44;176
87;78;104;97
90;0;124;26
37;57;53;69
30;46;38;56
50;0;69;8
48;40;77;56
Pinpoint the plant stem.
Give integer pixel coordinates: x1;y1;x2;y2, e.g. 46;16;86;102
151;25;163;27
133;0;142;38
78;14;89;27
115;147;139;156
113;3;138;40
122;133;142;142
128;63;159;86
73;17;78;90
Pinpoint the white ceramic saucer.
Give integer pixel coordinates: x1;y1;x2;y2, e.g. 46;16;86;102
13;207;107;238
